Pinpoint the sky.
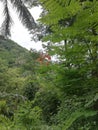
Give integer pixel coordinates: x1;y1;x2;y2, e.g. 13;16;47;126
0;2;43;51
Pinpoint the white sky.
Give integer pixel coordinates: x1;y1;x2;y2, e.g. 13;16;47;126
0;2;43;51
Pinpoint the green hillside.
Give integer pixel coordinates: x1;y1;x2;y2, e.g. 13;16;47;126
0;38;37;95
0;37;29;67
0;38;41;130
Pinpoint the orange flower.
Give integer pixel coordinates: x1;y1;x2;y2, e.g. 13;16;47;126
36;53;51;65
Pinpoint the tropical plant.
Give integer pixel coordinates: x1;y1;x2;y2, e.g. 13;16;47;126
0;0;36;37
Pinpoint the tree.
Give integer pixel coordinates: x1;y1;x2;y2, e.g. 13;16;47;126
0;0;36;37
37;0;98;129
38;0;98;90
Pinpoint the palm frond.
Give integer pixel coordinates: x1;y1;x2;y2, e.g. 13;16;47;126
10;0;36;30
0;0;13;37
22;0;39;7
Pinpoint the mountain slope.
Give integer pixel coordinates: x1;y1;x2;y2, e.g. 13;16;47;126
0;37;34;94
0;37;29;67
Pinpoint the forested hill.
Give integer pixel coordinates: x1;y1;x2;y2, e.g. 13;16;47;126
0;37;29;67
0;37;39;96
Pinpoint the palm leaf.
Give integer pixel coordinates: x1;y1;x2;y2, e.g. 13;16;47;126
10;0;36;30
0;0;37;37
0;0;13;37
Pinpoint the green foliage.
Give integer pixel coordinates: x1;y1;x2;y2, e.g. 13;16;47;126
0;0;98;129
39;0;98;43
38;0;98;129
34;89;60;124
23;81;39;100
0;39;39;94
13;101;42;130
52;93;98;130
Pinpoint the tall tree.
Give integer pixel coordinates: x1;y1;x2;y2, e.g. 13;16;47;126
38;0;98;79
37;0;98;129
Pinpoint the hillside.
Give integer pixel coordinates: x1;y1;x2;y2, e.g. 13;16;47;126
0;37;29;67
0;37;38;95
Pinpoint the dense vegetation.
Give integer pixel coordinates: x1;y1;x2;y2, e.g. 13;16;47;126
0;0;98;130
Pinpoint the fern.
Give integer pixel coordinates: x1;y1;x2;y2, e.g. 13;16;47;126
62;109;97;130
